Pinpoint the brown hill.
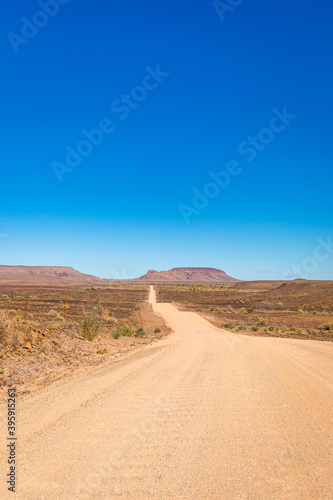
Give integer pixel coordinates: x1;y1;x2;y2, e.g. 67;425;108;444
0;265;102;283
137;267;240;282
232;280;285;291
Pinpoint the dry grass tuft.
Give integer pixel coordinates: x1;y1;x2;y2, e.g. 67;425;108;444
0;310;14;345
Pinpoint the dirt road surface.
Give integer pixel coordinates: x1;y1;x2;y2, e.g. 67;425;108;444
1;285;333;499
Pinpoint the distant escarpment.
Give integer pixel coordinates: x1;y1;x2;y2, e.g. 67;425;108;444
137;267;240;282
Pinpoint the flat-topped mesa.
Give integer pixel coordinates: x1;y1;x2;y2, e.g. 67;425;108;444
0;265;102;282
137;267;240;282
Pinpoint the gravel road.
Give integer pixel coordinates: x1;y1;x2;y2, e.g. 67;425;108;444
1;285;332;499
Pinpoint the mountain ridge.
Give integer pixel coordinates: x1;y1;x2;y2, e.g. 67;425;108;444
0;265;102;282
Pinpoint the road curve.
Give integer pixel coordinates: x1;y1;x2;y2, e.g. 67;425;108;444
1;285;333;499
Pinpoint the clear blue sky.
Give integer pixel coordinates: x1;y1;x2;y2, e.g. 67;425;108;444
1;0;332;280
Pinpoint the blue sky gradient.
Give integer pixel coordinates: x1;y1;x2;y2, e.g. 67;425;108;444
1;0;332;280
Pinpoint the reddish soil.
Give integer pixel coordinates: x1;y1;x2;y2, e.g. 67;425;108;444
0;265;102;282
0;282;170;399
156;280;333;341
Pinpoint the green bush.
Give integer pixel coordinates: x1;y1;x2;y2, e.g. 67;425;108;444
154;328;161;333
223;323;234;329
246;308;254;313
82;314;101;341
113;325;133;338
251;326;259;332
134;327;146;338
268;326;274;331
237;325;246;331
321;323;331;331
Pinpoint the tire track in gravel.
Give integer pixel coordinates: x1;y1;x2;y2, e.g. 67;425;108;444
1;286;332;499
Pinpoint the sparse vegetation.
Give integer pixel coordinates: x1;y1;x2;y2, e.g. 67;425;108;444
82;314;101;341
0;283;170;394
134;327;146;337
257;319;267;327
0;311;13;344
107;317;118;325
113;325;133;338
47;324;60;330
155;281;333;340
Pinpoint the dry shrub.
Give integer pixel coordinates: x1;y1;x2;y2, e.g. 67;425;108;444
0;310;13;345
82;314;100;341
10;330;21;348
107;317;118;325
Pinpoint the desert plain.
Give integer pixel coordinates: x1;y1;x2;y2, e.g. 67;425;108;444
0;271;332;499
